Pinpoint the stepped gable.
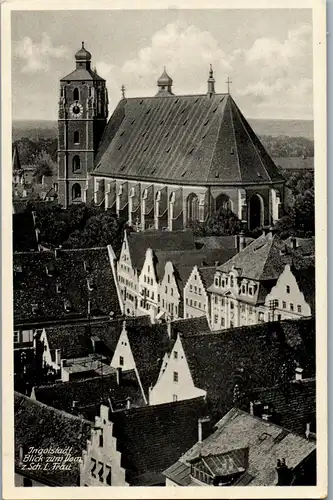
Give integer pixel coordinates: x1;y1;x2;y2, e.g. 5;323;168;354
13;247;121;324
14;392;92;486
93;94;284;186
164;407;316;486
126;230;196;272
33;369;145;419
179;318;315;421
110;396;206;485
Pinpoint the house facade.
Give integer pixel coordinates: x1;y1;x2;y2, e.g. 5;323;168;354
184;266;215;322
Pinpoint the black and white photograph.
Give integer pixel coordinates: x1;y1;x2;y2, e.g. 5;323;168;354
1;0;327;497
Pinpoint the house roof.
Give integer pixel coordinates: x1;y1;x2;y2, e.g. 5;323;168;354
61;67;105;81
43;324;94;362
13;247;121;324
126;230;196;272
110;396;206;485
164;408;316;486
33;369;145;420
195;235;254;251
198;266;218;288
285;237;315;256
215;232;298;282
93;94;284;186
291;264;316;315
13;212;38;252
12;144;21;171
95;316;151;357
239;378;316;437
179;318;315;422
15;392;92;486
154;248;236;287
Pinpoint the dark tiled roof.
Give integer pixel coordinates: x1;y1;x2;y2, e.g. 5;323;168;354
199;266;218;288
33;370;145;420
216;233;296;281
292;265;316;315
273;156;314;171
164;408;316;486
180;318;315;422
94;94;284;186
126;322;172;394
239;378;316;436
12;144;21;171
13;247;121;324
44;324;94;361
61;67;105;81
285;237;315;256
127;230;196;272
15;392;92;486
195;235;254;250
13;213;38;252
110;396;206;485
153;248;235;287
172;316;211;336
12;200;57;214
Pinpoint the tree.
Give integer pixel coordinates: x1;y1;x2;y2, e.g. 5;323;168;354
33;150;57;182
188;208;241;236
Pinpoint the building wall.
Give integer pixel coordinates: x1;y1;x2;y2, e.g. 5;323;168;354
149;335;205;405
183;267;210;321
80;406;128;486
137;249;159;319
117;233;138;316
264;264;312;320
110;327;136;372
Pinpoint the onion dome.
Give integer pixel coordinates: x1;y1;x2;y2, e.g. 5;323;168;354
157;67;173;86
75;41;91;62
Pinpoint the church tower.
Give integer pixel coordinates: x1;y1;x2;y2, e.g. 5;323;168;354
57;42;108;207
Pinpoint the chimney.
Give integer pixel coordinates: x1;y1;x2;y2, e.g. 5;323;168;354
305;422;311;439
249;401;254;416
290;237;297;249
239;232;246;252
295;366;303;381
198;416;211;443
55;348;61;367
72;400;79;414
54;248;59;259
126;397;131;410
53;182;58;193
261;404;273;421
276;458;292;485
116;367;122;386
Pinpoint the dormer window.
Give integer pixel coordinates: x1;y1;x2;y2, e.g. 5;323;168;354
64;299;72;312
214;276;219;287
248;286;254;296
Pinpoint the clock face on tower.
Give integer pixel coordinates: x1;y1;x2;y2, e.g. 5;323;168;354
69;101;84;118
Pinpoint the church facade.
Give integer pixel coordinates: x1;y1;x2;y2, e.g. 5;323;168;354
58;45;285;230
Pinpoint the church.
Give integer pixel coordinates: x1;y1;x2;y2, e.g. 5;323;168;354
57;43;285;231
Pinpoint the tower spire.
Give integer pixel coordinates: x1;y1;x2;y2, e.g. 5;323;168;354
121;84;126;99
207;64;216;96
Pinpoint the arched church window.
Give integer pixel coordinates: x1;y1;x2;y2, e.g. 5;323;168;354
72;155;81;172
72;183;81;200
74;131;80;144
73;88;80;101
187;193;199;222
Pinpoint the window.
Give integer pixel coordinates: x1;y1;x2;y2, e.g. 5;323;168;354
98;462;104;482
248;287;253;296
119;356;124;366
74;131;80;144
286;285;291;294
221;279;225;287
298;305;302;313
194;286;197;293
190;299;192;306
214;315;218;324
91;458;97;478
174;351;178;359
151;292;154;300
190;284;192;291
73;87;80;101
72;155;81;172
221;318;225;327
230;276;234;287
282;301;287;309
72;183;81;199
99;433;103;447
144;275;146;283
14;331;19;344
214;296;218;304
221;298;225;306
186;298;188;305
241;285;246;294
230;321;234;328
241;304;245;313
214;277;219;287
168;274;170;284
165;286;167;293
171;288;174;297
173;371;178;383
158;294;160;302
230;302;234;310
148;265;150;272
249;306;253;314
162;299;165;307
173;394;178;402
194;301;197;307
106;465;111;486
194;274;197;280
290;303;294;311
198;302;201;309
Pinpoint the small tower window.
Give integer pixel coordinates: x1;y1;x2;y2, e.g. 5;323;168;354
74;131;80;144
72;183;81;200
72;155;80;172
73;87;80;101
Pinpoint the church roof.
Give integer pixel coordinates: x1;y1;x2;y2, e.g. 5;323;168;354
61;67;105;81
12;144;21;171
93;94;284;186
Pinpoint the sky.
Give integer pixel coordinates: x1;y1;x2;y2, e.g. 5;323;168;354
11;8;313;121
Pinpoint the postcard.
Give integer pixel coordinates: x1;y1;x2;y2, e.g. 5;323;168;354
1;0;327;498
